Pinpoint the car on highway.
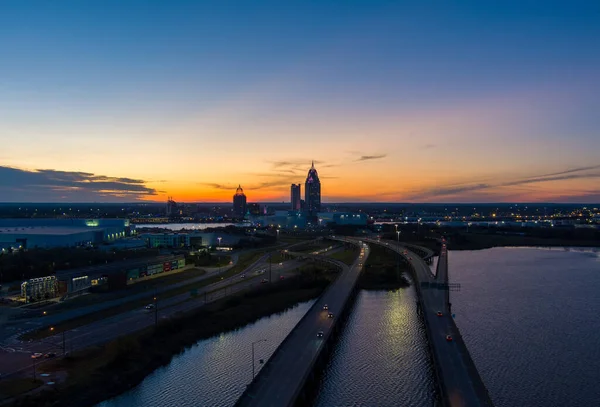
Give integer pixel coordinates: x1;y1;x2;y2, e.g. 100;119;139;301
279;275;285;280
317;331;324;338
261;278;268;284
145;304;155;310
436;311;443;317
328;312;334;319
44;352;56;359
240;274;246;278
323;304;328;310
31;353;43;359
446;335;453;342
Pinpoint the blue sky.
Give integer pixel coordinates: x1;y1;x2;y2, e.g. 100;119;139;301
1;1;599;202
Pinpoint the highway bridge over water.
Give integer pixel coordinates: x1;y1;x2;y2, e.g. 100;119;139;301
236;237;494;407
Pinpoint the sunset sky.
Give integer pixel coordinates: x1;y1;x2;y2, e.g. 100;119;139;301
1;1;599;203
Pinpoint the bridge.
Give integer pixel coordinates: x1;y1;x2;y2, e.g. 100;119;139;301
236;237;494;407
363;237;494;407
235;240;368;407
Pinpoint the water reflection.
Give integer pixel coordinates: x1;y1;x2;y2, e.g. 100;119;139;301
315;285;438;407
97;300;314;407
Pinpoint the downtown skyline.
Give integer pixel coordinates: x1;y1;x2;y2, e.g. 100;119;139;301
1;1;600;203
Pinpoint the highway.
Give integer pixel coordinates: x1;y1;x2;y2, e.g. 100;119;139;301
0;256;307;379
235;241;368;407
363;238;493;407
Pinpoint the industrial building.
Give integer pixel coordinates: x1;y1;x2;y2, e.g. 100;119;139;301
0;218;133;249
140;232;242;248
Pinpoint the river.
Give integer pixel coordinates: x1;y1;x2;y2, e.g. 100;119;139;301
97;246;600;407
134;223;238;231
96;300;314;407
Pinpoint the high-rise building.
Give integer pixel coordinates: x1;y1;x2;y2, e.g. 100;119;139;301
291;184;301;210
166;197;178;218
304;161;321;219
233;185;247;219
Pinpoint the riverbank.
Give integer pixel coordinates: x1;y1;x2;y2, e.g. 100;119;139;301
360;244;410;290
446;233;600;251
5;276;329;407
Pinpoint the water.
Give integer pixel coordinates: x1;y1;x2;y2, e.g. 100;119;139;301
97;300;314;407
97;246;600;407
134;222;236;231
450;247;600;407
314;285;439;407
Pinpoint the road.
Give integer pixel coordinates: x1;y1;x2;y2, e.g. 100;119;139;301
362;238;493;407
0;250;275;342
0;256;307;378
236;241;368;407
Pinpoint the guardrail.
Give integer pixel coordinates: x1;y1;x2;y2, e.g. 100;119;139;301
236;239;364;407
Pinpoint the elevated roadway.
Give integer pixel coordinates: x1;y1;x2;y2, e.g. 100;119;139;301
235;241;368;407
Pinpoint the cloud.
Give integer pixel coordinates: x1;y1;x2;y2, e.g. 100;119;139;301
421;144;436;150
0;166;157;202
355;154;387;162
404;165;600;201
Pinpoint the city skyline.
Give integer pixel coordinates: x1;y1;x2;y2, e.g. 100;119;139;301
1;1;600;203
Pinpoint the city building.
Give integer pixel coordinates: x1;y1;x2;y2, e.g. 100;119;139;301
140;232;242;248
247;203;262;216
305;161;321;219
291;184;301;210
318;212;368;226
166;196;178;217
233;184;247;219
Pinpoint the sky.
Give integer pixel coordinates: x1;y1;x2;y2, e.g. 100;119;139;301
1;0;599;203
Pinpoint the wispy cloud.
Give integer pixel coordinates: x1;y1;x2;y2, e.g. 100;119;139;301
404;165;600;201
355;154;387;162
0;166;157;202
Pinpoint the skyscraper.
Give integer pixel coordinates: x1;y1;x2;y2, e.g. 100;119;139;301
291;184;301;211
304;161;321;219
233;185;247;219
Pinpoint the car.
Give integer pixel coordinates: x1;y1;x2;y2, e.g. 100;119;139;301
261;278;268;284
278;262;283;265
446;335;453;342
328;312;334;319
409;257;413;260
317;331;324;338
44;352;56;359
31;353;43;359
436;311;443;317
240;274;246;278
323;304;328;310
145;304;155;310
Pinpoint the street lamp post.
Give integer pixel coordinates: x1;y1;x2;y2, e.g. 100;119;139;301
251;339;267;381
217;237;222;247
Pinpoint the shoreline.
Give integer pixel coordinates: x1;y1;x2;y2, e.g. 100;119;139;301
5;277;328;407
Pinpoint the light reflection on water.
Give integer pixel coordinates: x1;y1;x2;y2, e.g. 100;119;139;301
314;284;439;407
97;300;314;407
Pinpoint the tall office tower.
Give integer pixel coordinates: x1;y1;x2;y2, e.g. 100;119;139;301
304;161;321;219
233;185;247;218
166;196;178;217
291;184;301;210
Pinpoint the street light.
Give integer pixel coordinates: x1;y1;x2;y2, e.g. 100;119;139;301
217;237;222;247
251;339;267;380
396;230;400;242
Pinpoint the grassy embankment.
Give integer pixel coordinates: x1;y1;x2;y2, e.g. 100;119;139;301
7;275;331;407
447;232;600;251
327;247;360;266
21;249;273;341
0;379;43;400
360;244;410;290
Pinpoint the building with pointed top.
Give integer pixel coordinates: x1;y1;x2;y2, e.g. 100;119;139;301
304;161;321;219
233;185;247;219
